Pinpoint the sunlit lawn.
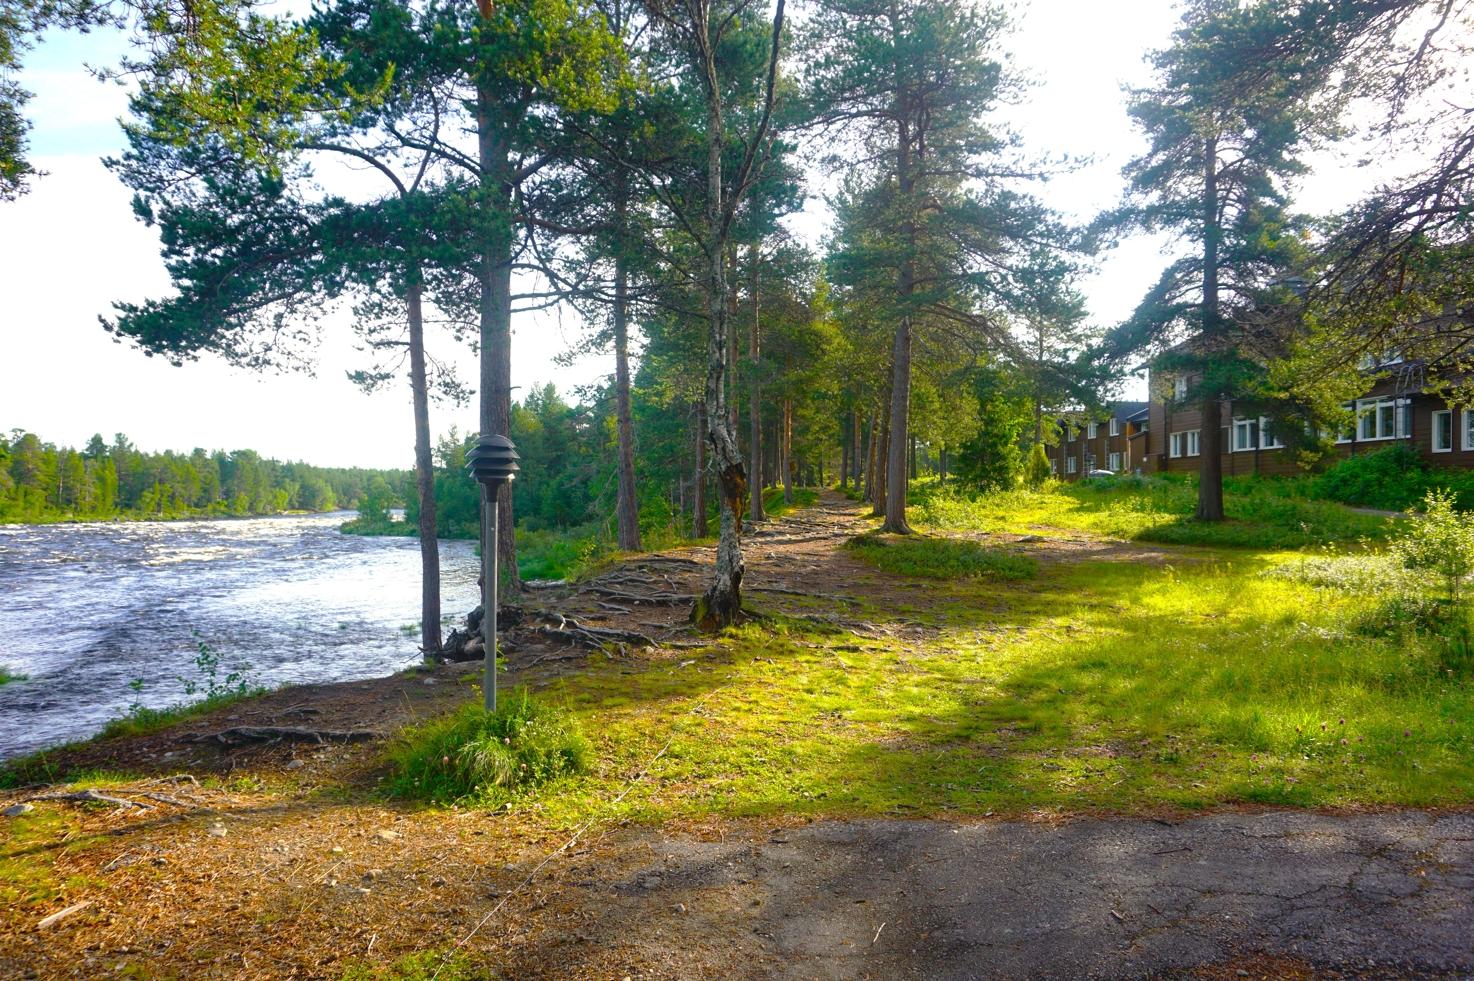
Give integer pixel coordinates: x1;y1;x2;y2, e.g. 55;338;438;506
475;511;1471;829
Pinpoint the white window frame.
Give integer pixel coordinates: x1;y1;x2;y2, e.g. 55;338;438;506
1049;457;1058;474
1334;401;1355;444
1066;456;1078;475
1087;422;1098;440
1232;418;1257;453
1464;410;1474;451
1170;430;1201;458
1433;409;1453;453
1108;451;1123;472
1356;397;1410;441
1173;377;1188;402
1258;416;1285;450
1109;418;1120;437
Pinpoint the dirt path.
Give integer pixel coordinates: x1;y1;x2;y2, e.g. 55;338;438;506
3;493;1470;979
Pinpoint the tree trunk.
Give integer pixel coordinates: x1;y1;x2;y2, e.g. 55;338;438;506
882;320;913;532
476;79;520;594
1197;134;1225;522
748;243;766;524
863;412;876;503
883;99;916;534
852;408;863;488
612;234;641;551
782;399;793;505
406;278;441;659
694;403;709;538
840;412;849;491
871;414;888;517
909;433;917;480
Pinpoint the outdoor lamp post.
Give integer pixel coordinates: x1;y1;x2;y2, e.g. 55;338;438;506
466;434;520;712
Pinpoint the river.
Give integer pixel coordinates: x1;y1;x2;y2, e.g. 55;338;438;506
0;512;480;761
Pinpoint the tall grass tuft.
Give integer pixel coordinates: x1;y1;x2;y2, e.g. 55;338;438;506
386;691;591;804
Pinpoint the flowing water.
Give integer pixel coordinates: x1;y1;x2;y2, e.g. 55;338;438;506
0;512;480;761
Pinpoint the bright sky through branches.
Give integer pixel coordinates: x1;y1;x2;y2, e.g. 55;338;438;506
0;0;1413;469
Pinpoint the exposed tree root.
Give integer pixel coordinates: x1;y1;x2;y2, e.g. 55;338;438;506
186;726;380;747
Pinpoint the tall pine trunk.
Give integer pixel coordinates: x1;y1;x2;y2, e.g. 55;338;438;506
883;109;916;533
693;403;709;538
748;244;765;523
839;412;850;491
1197;134;1225;522
476;58;520;594
782;399;793;505
407;278;441;659
612;207;640;551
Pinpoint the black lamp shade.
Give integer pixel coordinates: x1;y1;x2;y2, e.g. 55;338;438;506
466;434;520;486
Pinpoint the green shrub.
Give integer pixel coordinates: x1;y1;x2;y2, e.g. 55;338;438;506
1392;489;1474;603
1316;445;1427;511
386;692;591;804
1024;443;1052;488
1354;594;1451;638
844;532;1037;580
0;666;25;686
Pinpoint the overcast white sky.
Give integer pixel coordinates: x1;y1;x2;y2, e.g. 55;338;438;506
0;0;1403;469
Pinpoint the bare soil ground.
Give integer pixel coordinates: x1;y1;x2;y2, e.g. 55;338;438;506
3;493;1470;979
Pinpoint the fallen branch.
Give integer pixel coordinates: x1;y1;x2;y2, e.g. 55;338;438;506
186;726;379;747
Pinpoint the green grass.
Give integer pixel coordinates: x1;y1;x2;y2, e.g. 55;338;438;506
476;545;1471;826
98;687;264;741
340;949;478;981
384;690;591;804
845;532;1037;580
762;485;819;518
913;476;1394;548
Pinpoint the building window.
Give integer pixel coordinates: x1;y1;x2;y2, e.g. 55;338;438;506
1170;430;1200;458
1232;418;1257;452
1433;409;1453;453
1049;457;1058;474
1108;451;1123;471
1066;456;1078;475
1173;377;1188;402
1258;417;1285;450
1109;418;1120;437
1356;397;1410;441
1464;410;1474;451
1333;401;1355;443
1087;422;1098;439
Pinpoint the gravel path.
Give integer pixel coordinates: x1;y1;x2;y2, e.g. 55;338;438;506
560;810;1474;979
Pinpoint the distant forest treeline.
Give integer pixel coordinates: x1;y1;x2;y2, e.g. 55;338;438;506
0;429;409;523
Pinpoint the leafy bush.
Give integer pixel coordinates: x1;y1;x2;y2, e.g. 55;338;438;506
0;666;25;686
386;692;591;804
845;532;1037;580
1315;445;1428;511
1354;594;1452;638
1392;489;1474;603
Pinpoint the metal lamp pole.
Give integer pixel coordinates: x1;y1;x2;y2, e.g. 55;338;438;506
466;435;519;712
